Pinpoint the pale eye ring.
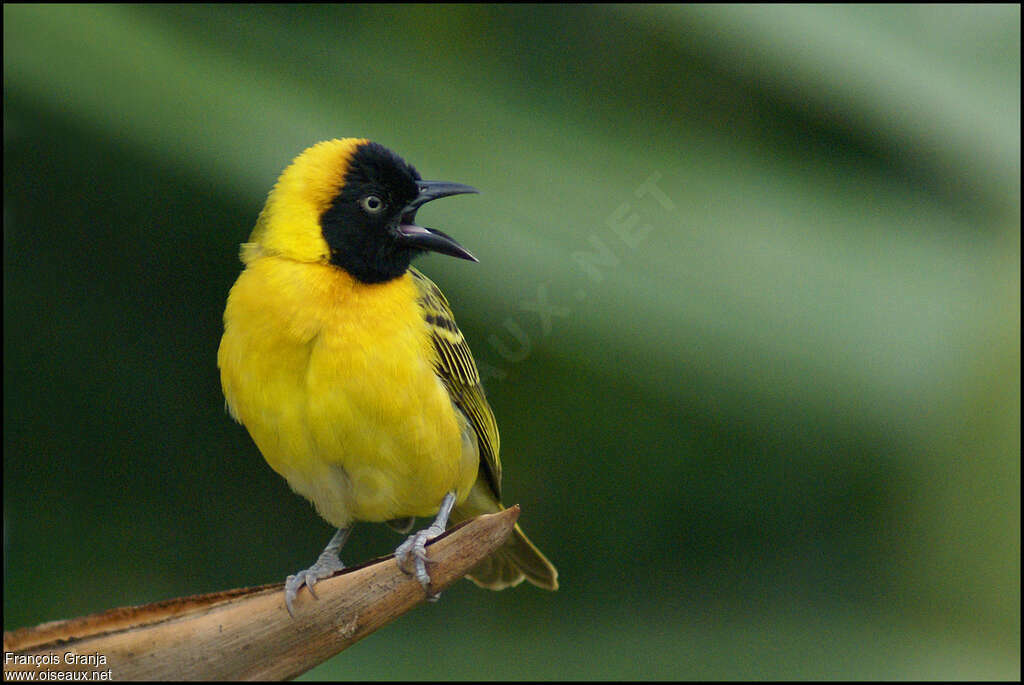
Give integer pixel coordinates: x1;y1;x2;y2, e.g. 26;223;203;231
360;195;385;214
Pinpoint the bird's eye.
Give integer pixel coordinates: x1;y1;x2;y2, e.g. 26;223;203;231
360;195;385;214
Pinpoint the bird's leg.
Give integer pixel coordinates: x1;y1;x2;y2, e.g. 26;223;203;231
394;491;456;600
284;526;351;616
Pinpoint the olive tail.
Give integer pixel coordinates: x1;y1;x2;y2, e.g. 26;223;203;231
451;483;558;591
465;521;558;591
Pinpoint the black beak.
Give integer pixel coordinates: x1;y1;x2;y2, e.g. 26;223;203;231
396;180;479;262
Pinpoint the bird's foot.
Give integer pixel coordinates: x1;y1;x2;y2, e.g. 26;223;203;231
394;491;456;601
284;549;345;616
395;522;447;600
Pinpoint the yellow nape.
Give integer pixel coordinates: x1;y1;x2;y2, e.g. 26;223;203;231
244;138;369;265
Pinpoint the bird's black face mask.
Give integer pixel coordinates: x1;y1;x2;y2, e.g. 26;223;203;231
321;142;477;283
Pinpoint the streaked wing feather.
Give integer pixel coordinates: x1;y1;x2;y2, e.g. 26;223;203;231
410;268;501;498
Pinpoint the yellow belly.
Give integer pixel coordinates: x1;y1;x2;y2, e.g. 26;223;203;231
218;256;478;528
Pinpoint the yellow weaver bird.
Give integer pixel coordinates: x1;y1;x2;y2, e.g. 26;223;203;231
218;139;557;613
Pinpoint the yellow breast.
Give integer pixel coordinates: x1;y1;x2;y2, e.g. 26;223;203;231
218;256;478;527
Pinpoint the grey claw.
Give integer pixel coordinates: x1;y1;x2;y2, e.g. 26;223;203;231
396;527;443;592
393;492;456;599
283;553;344;616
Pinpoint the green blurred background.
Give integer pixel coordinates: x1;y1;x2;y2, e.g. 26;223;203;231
4;4;1019;680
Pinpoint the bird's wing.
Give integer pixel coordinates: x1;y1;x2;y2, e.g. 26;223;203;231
409;267;502;498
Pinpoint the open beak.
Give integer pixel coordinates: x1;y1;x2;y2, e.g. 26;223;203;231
396;181;479;262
